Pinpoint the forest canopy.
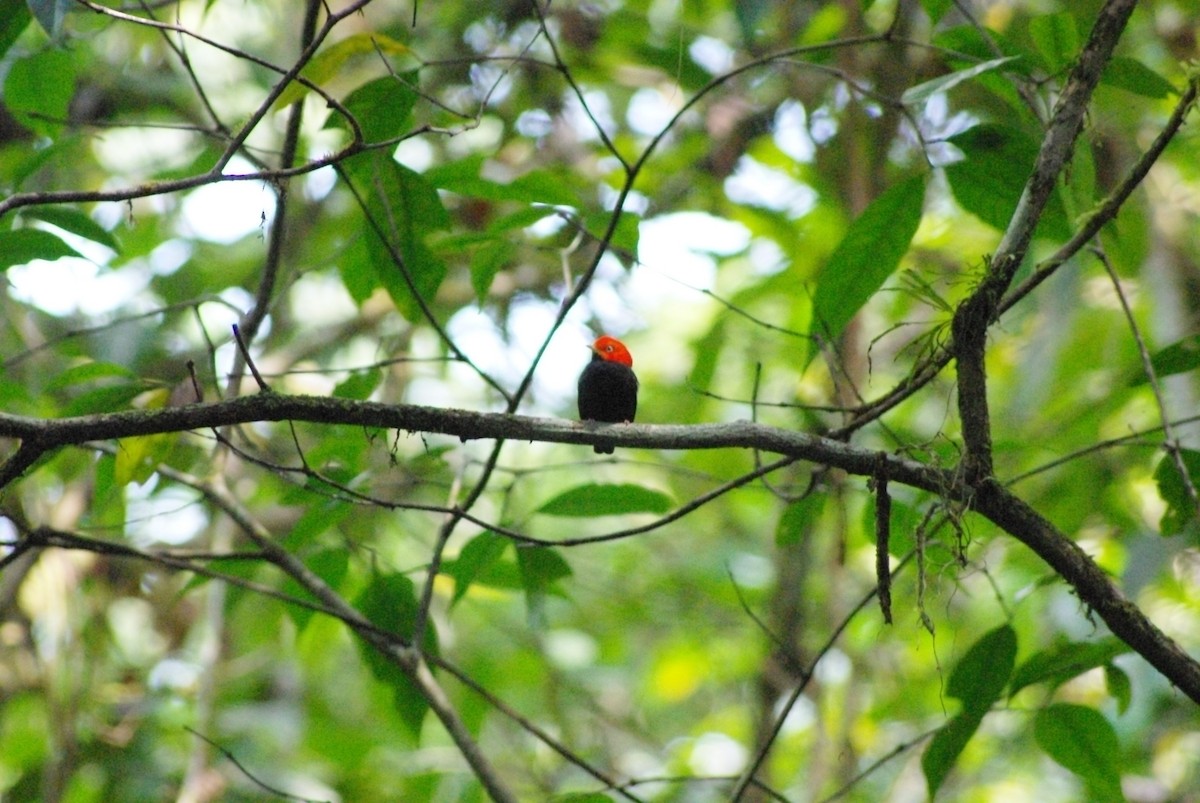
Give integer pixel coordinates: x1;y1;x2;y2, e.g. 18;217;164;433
1;1;1199;801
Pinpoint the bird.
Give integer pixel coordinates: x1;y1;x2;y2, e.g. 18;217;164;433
577;335;639;454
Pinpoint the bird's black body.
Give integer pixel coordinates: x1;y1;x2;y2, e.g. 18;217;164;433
578;355;638;454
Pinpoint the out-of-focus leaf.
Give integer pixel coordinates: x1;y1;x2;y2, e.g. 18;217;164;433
62;383;154;417
809;175;925;351
1034;704;1124;802
345;151;450;323
282;549;349;631
20;207;120;253
946;624;1016;706
469;239;513;303
111;388;176;485
0;1;32;64
1029;12;1078;74
90;453;126;534
901;56;1018;107
945;124;1070;240
924;625;1016;797
932;27;1037;113
447;532;510;604
537;483;672;517
1152;449;1200;535
1104;663;1132;714
516;545;572;595
486;205;560;234
274;32;412;110
287;499;353;547
1131;334;1200;385
584;209;640;261
425;156;581;207
1102;56;1177;98
1009;637;1130;697
326;72;419;142
776;495;822;546
354;574;435;740
114;433;177;486
923;706;986;799
919;0;953;24
0;229;84;270
332;368;382;400
46;361;137;390
4;46;75;136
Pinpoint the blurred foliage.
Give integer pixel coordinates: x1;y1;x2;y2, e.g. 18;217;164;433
1;0;1200;801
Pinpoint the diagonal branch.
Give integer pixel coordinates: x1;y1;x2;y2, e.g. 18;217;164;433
951;0;1138;479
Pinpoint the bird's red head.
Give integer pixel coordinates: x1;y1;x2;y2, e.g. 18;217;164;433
590;335;633;367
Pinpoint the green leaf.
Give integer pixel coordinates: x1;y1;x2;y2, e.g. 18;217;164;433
274;32;412;110
776;495;822;546
516;545;572;595
89;453;126;534
1034;704;1124;802
327;73;419;142
919;0;952;24
945;124;1070;240
0;692;49;770
1102;57;1177;99
0;0;32;62
114;432;177;486
354;574;435;740
923;705;987;799
1105;663;1132;714
20;207;120;252
1132;333;1200;384
287;499;352;547
346;151;451;323
447;532;510;604
62;383;153;416
425;156;581;207
485;205;560;234
932;27;1037;114
1009;637;1130;697
332;368;382;400
0;229;85;270
1028;12;1079;74
282;549;349;631
947;624;1017;706
584;209;640;260
4;46;75;137
901;56;1019;107
537;483;673;517
338;232;378;305
809;175;925;348
469;239;514;303
1152;449;1200;535
46;361;137;391
923;625;1017;797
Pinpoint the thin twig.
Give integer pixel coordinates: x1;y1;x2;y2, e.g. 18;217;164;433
1094;245;1200;519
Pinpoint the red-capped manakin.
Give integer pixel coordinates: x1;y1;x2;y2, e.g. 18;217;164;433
577;335;638;454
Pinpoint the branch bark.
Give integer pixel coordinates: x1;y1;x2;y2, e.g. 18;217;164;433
2;392;1198;703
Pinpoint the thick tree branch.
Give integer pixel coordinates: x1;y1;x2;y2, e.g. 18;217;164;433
971;479;1200;700
951;0;1138;479
2;393;1198;702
